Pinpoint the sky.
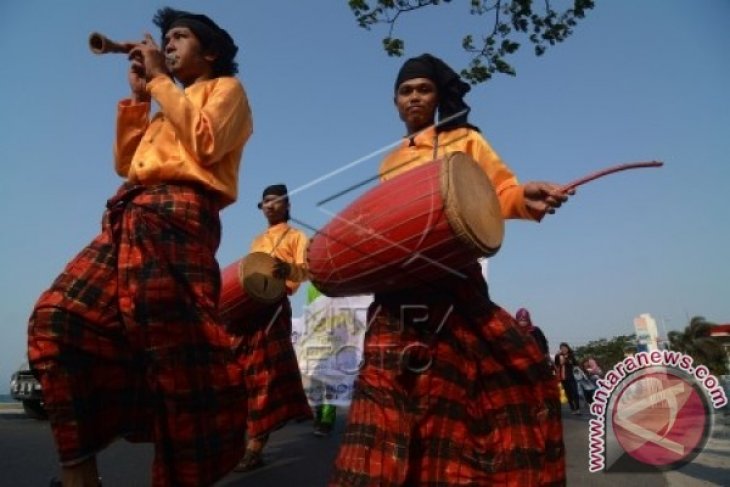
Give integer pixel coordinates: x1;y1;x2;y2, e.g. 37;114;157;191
1;1;728;383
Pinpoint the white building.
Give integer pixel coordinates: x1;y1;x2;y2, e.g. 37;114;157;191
634;313;660;352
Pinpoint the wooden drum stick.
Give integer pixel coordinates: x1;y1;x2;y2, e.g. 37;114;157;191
562;161;663;192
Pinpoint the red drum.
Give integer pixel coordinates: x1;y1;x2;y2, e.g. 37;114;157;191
307;152;504;296
219;252;285;323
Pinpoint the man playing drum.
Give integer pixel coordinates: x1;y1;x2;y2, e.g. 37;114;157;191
331;54;571;486
27;8;252;486
231;184;313;472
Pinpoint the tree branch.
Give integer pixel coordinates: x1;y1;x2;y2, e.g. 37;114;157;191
349;0;595;85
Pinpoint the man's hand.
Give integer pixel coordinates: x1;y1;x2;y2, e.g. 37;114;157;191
128;33;169;84
272;259;292;279
523;181;574;217
128;56;149;103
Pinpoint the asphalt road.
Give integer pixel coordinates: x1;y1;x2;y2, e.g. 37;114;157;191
1;406;727;486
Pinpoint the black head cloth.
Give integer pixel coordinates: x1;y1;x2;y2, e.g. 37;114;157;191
395;53;479;132
153;7;239;76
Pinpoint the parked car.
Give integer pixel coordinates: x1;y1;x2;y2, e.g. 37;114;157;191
9;361;46;419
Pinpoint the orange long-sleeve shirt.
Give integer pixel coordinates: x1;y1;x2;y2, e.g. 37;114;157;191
114;75;253;208
379;126;536;221
249;222;309;294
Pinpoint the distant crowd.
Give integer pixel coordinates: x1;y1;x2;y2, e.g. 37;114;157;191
516;308;603;414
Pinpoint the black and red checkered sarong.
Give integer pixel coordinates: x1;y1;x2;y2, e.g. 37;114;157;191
331;263;565;486
28;183;247;487
229;298;313;439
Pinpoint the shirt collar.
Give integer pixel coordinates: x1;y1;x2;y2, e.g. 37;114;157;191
404;125;438;148
403;126;472;150
267;222;289;233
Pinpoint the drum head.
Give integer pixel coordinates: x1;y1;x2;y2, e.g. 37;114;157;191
240;252;285;303
441;152;505;256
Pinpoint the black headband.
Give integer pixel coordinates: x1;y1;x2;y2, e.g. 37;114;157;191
395;53;478;132
395;56;437;91
153;7;238;73
169;17;218;47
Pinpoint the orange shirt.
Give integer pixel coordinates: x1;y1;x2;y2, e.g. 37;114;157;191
114;75;253;208
379;126;536;220
249;222;309;294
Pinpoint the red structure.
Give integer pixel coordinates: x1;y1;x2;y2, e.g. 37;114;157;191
710;323;730;370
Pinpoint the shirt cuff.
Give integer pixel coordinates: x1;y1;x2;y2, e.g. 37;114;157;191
118;98;150;110
117;99;149;123
146;74;176;99
499;185;542;221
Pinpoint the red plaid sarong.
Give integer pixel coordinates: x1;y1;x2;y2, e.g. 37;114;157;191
331;263;565;486
229;298;313;439
28;183;247;487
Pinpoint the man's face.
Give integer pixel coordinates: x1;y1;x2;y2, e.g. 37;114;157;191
260;194;288;225
395;77;438;133
163;27;215;84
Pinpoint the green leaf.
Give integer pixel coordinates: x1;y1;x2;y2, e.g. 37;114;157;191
382;37;404;56
497;23;511;36
462;34;475;50
494;58;516;75
501;39;520;54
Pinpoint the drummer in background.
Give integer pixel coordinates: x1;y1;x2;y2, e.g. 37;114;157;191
232;184;313;472
331;53;573;486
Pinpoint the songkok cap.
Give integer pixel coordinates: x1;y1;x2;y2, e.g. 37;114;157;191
395;53;477;132
257;184;289;209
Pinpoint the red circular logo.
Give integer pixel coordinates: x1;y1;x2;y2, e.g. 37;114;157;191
611;369;710;467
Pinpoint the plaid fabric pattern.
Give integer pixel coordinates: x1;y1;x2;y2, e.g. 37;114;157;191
331;263;565;486
28;183;247;487
229;298;313;439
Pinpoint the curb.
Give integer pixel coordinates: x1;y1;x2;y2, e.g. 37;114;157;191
0;403;23;414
